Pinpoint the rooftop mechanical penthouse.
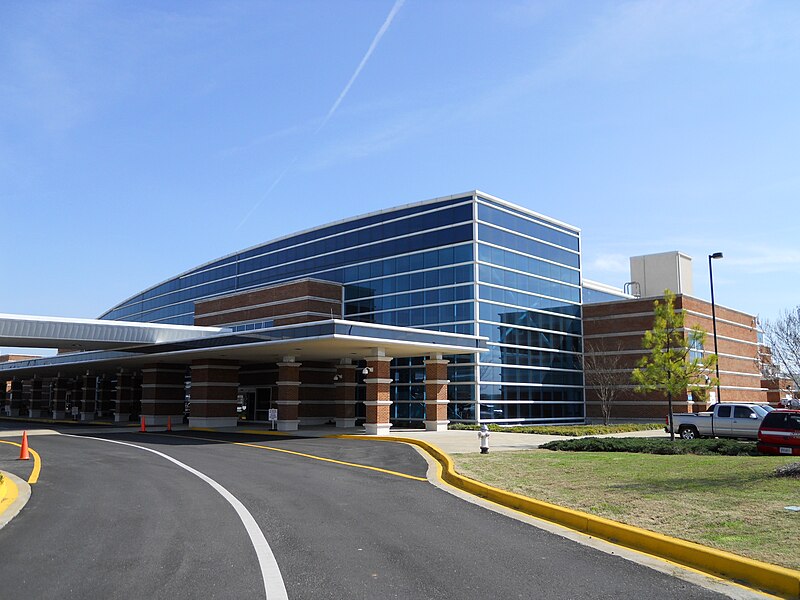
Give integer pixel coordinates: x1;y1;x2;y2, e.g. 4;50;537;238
100;191;585;427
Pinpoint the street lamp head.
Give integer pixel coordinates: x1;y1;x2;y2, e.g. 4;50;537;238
710;252;723;260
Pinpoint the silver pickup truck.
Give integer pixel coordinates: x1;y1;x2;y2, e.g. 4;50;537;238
667;403;775;440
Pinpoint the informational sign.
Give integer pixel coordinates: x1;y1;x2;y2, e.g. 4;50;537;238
709;391;717;404
687;391;693;403
268;408;278;421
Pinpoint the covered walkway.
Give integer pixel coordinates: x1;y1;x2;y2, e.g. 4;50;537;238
0;316;486;435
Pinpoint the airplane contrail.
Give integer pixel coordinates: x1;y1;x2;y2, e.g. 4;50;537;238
237;0;406;229
235;155;298;231
316;0;406;133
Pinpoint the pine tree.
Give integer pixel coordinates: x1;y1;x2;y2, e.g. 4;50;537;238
631;290;718;440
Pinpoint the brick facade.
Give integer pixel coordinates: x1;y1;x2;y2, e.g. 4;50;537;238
364;356;393;435
114;371;134;422
189;360;240;428
275;360;301;431
27;377;46;418
194;279;342;328
424;356;449;431
334;361;358;428
583;294;765;421
80;373;97;421
141;363;187;426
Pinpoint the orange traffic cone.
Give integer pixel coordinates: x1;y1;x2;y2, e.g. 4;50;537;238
18;431;30;461
167;416;172;432
140;416;146;433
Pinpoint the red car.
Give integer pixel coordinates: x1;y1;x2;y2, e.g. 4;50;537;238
757;409;800;456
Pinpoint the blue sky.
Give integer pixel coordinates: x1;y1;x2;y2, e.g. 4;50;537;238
2;0;799;354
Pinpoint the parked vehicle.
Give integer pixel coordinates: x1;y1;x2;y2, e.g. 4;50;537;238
666;403;774;440
757;409;800;456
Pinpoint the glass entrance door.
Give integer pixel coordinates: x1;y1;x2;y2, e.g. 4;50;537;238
240;388;256;421
254;387;273;422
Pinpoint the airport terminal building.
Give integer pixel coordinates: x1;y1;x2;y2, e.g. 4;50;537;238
0;190;767;430
0;191;588;430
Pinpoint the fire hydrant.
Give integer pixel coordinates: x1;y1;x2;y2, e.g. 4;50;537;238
478;424;490;454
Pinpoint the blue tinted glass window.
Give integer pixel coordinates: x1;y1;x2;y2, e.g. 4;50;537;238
478;265;579;303
477;203;579;251
479;366;583;386
478;302;581;334
477;224;579;268
478;323;581;353
478;287;580;316
481;344;581;370
478;244;579;285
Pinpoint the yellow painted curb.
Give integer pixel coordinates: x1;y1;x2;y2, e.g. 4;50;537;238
0;440;42;485
0;472;18;516
333;434;800;599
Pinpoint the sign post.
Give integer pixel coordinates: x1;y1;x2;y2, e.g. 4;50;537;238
268;408;278;430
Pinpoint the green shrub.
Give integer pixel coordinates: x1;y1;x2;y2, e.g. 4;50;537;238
448;423;663;436
539;437;760;456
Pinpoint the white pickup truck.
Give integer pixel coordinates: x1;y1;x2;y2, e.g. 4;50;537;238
667;403;775;440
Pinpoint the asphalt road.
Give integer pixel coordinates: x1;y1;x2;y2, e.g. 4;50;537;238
0;425;732;599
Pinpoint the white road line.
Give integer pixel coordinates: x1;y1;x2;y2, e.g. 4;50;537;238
63;434;288;600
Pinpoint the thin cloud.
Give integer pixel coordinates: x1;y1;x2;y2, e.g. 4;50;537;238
237;0;406;228
234;155;298;231
586;254;630;275
316;0;406;133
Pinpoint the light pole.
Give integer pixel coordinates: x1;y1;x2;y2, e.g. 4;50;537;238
709;252;723;404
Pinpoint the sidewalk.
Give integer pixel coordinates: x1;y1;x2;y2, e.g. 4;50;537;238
232;424;670;454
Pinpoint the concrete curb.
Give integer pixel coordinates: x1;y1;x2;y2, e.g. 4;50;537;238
0;471;31;530
334;434;800;600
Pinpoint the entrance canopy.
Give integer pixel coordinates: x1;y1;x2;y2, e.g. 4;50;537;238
0;313;229;350
0;319;487;377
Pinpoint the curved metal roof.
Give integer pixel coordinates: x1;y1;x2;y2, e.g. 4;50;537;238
0;313;230;350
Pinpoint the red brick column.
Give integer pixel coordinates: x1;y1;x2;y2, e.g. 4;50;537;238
28;377;46;418
52;375;69;419
8;379;24;417
334;360;358;428
80;372;97;422
189;360;240;428
96;375;114;418
114;370;133;422
276;359;301;431
68;379;83;421
424;355;450;431
131;372;143;420
364;355;393;435
140;364;186;426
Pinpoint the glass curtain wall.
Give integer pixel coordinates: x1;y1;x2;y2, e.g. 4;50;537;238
101;195;480;424
101;192;584;424
475;196;584;423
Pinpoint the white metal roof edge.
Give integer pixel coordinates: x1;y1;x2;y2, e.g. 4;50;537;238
0;313;230;334
0;321;488;373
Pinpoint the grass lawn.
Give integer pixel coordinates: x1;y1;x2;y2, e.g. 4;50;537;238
452;450;800;570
